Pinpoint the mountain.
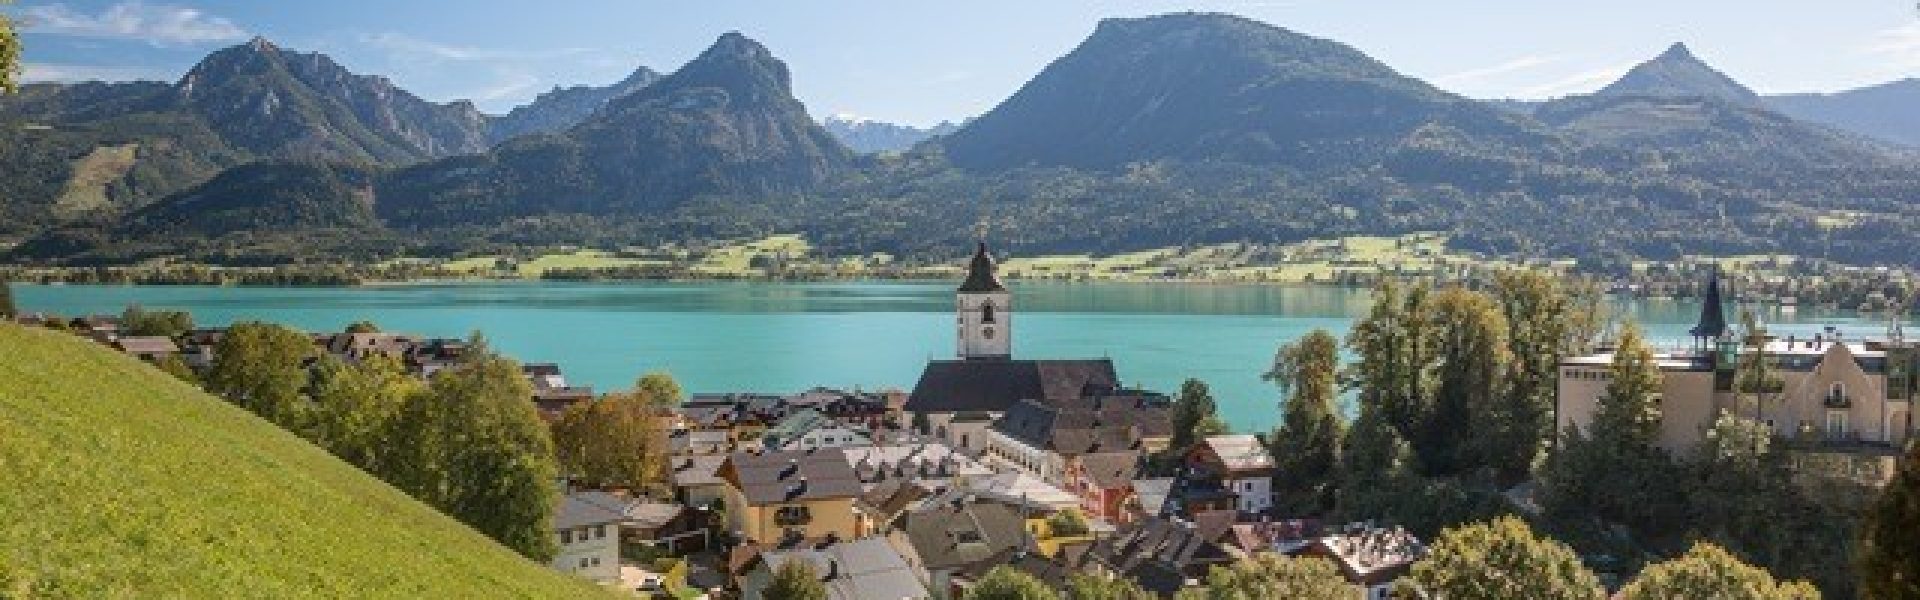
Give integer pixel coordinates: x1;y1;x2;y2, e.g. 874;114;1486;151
380;32;852;225
937;12;1558;171
486;66;661;143
0;324;604;596
178;37;489;162
1594;42;1762;105
1768;79;1920;147
1536;43;1906;171
0;38;491;238
821;115;959;154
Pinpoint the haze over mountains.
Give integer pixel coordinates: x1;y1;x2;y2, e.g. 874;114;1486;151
3;12;1918;267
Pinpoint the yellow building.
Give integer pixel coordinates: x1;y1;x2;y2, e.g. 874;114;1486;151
718;449;867;544
1557;275;1916;467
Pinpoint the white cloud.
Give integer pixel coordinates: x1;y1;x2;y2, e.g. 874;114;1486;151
357;31;591;63
466;71;543;103
22;62;172;82
1862;22;1920;72
21;1;247;46
1511;63;1636;99
1433;55;1562;87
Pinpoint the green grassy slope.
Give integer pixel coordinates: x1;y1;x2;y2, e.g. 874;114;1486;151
0;324;606;597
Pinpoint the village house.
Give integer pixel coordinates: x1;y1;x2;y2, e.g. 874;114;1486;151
890;496;1070;596
670;454;730;509
1184;435;1278;515
1064;450;1143;525
111;336;180;363
841;441;993;492
1083;511;1245;596
552;492;627;584
718;449;868;545
1302;525;1425;600
760;408;873;452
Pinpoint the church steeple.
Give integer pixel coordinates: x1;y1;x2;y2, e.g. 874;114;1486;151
956;242;1011;360
959;242;1006;293
1692;269;1728;342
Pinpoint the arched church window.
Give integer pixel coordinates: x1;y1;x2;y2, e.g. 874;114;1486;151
982;303;996;324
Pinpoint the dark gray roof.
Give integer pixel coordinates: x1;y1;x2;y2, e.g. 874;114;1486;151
749;538;931;600
1087;515;1240;595
991;397;1170;455
897;499;1032;572
1078;451;1142;490
723;449;864;505
554;491;629;530
672;454;729;489
959;242;1006;293
905;358;1118;413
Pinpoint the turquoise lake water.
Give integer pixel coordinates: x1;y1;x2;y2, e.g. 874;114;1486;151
14;281;1907;433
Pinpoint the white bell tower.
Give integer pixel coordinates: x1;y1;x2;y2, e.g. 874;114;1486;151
957;242;1011;360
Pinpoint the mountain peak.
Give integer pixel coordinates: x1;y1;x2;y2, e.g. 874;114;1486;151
636;31;793;102
1659;42;1694;60
1596;42;1760;105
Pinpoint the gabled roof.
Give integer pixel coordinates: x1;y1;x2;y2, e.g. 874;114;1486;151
906;358;1119;414
721;449;864;505
671;454;729;489
114;336;180;354
1076;451;1142;490
750;538;931;600
1087;514;1242;595
554;491;630;530
1198;435;1276;473
992;397;1170;456
897;498;1032;572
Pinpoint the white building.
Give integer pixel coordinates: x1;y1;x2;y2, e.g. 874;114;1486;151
551;491;626;583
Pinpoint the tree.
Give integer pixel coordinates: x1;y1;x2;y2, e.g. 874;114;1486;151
1266;328;1345;513
552;372;679;496
0;0;18;93
1620;542;1818;600
1063;572;1155;600
964;566;1060;600
1345;280;1438;456
152;352;199;385
1732;310;1783;439
1490;271;1602;481
0;278;15;318
1423;286;1510;475
763;559;828;600
205;322;314;430
385;337;559;561
121;305;194;338
345;320;381;334
1174;554;1359;600
1045;508;1091;537
1170;378;1228;451
1593;322;1664;449
1862;439;1920;599
1408;516;1603;600
308;353;417;473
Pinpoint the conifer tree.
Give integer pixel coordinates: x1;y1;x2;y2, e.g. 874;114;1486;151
1594;322;1664;449
1170;378;1227;451
1862;439;1920;599
0;278;16;319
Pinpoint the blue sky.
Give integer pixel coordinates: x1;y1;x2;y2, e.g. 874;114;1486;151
9;0;1919;126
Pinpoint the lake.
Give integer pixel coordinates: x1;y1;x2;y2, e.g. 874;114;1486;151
14;280;1908;433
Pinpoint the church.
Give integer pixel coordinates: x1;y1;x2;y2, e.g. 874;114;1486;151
905;242;1126;453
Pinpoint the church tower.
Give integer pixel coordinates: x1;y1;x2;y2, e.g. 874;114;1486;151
957;242;1011;360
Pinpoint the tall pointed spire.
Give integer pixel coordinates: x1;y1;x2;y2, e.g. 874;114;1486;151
958;241;1006;293
1692;269;1728;340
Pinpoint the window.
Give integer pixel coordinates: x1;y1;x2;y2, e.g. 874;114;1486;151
595;525;606;539
776;505;812;526
579;558;589;569
560;530;572;544
1827;411;1849;438
982;303;996;324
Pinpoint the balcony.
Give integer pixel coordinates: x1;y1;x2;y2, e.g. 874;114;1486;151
1823;393;1852;409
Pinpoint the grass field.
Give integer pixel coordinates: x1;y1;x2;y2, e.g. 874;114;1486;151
0;325;609;598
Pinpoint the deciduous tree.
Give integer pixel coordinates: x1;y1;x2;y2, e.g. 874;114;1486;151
1408;516;1603;600
1063;572;1154;600
1266;328;1345;513
965;566;1060;600
308;353;417;472
763;559;828;600
1174;554;1359;600
1620;542;1818;600
205;322;313;429
1424;286;1510;475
